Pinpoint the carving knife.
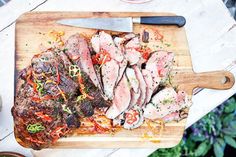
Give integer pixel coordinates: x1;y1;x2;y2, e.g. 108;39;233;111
57;16;186;32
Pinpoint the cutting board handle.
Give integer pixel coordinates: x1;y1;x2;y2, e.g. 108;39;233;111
193;71;235;90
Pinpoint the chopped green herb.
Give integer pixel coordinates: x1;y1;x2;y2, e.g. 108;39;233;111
35;80;45;96
69;65;80;77
62;48;68;53
27;123;45;133
162;98;173;105
76;95;86;102
48;41;52;44
62;105;72;114
165;43;171;47
58;97;64;103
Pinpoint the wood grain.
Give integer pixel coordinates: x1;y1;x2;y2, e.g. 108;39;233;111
15;12;235;148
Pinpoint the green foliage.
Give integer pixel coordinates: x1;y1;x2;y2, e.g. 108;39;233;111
149;141;182;157
149;96;236;157
214;141;224;157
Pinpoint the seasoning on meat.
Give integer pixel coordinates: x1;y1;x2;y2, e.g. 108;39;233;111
12;30;192;149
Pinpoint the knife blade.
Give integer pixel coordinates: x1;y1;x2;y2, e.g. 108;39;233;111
57;16;186;32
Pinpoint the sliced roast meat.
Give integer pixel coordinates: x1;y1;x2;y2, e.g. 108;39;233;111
177;91;192;109
31;50;58;75
114;37;124;51
125;49;142;66
116;59;128;85
145;52;161;91
141;69;154;104
70;70;111;116
99;31;124;62
58;73;79;95
126;67;139;93
143;102;158;120
123;105;144;130
64;33;81;60
129;89;141;109
112;113;125;127
125;36;140;49
133;65;146;107
124;37;142;65
65;34;102;90
57;50;74;70
106;75;131;119
114;33;136;49
156;51;174;79
145;51;174;91
77;71;111;108
143;88;191;119
124;33;136;40
101;59;119;100
162;112;180;122
93;64;104;91
91;34;100;53
91;32;126;93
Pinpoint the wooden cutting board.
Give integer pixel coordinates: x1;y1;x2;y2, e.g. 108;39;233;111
15;12;235;148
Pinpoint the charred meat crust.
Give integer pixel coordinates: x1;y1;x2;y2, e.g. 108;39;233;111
12;36;110;149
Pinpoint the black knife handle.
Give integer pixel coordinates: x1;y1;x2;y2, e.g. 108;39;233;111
140;16;186;27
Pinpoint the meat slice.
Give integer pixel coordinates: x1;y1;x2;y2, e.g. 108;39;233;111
91;32;126;95
133;65;146;107
125;36;140;49
145;51;174;90
65;34;102;90
114;33;136;49
141;69;154;104
162;112;180;122
106;75;131;119
99;31;124;62
101;59;119;100
74;72;111;117
143;88;191;119
125;37;142;65
116;59;127;85
126;67;139;93
125;50;141;66
145;53;161;91
129;89;141;109
123;105;144;130
91;34;100;53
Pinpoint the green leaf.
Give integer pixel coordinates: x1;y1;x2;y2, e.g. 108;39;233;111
224;98;236;113
201;143;212;157
222;128;236;136
148;142;182;157
224;135;236;148
190;134;206;142
194;141;207;156
216;118;222;130
223;113;234;126
217;138;226;149
224;103;236;113
213;142;224;157
186;137;196;150
229;121;236;130
194;141;212;157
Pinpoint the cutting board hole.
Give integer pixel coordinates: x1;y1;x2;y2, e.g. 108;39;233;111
221;76;230;84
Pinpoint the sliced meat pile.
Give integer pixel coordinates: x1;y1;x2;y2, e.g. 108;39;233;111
90;31;191;129
143;88;191;120
12;30;192;149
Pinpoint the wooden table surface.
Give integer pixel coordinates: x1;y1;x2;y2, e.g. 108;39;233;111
0;0;236;156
